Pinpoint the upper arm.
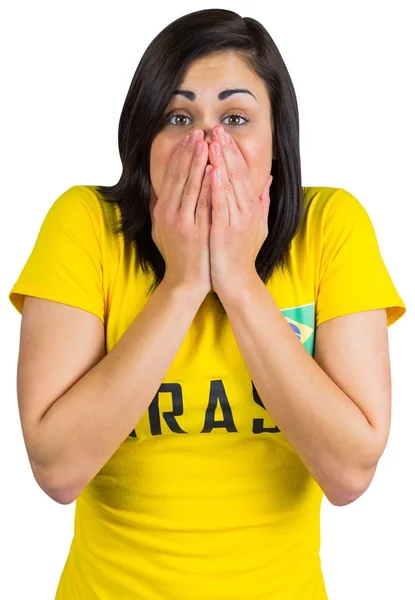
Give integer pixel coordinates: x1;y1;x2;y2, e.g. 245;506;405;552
17;296;105;481
314;309;392;466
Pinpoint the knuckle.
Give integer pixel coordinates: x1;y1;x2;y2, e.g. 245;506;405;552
163;210;175;225
216;197;227;211
183;181;199;196
223;181;234;195
227;166;240;181
165;168;175;182
222;143;233;159
201;175;210;189
230;141;239;155
175;166;188;181
197;191;209;208
173;146;184;163
195;140;207;156
240;164;250;178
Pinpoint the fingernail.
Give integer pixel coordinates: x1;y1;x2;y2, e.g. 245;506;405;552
214;143;221;155
196;141;203;154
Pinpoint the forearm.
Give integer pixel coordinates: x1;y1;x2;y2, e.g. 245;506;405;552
34;280;207;503
217;276;378;506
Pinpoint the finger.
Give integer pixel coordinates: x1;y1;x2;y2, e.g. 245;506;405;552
217;130;255;212
160;130;202;212
211;165;231;227
195;164;213;229
208;142;232;226
158;132;190;207
180;138;210;221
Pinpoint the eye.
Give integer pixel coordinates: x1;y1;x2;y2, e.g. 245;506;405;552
164;112;250;127
223;113;250;126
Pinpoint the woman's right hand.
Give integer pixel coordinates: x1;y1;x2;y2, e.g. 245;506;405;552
150;129;213;294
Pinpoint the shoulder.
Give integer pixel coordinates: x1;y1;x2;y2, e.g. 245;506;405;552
48;185;103;225
60;184;104;219
301;186;372;236
50;185;113;246
302;185;366;216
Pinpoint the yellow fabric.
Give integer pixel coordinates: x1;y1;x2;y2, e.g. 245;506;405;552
9;185;406;599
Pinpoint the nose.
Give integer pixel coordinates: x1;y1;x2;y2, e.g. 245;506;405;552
197;124;221;146
202;130;213;145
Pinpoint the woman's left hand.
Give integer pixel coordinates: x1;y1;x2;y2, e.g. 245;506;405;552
208;126;273;296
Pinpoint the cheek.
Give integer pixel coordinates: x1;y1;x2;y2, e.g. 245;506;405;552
243;138;270;163
241;143;271;192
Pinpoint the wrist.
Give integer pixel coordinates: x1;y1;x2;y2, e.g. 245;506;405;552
160;278;210;302
214;272;262;301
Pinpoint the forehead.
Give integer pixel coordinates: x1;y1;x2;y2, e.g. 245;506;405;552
176;52;268;101
183;52;252;77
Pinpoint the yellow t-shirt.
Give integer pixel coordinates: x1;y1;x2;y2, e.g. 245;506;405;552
9;184;406;599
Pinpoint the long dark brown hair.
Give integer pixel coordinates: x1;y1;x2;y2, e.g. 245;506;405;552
95;8;304;296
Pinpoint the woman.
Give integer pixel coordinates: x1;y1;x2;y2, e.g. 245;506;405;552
8;8;406;599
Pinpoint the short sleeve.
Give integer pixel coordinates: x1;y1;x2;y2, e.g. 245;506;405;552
8;185;105;323
315;188;406;328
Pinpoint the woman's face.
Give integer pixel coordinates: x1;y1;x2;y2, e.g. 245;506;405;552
149;52;275;215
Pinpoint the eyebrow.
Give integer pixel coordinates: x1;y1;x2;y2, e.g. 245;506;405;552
172;88;258;102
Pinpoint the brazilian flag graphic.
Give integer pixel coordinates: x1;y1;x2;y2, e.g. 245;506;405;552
281;302;315;357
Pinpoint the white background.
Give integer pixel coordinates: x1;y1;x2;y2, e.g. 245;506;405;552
1;1;413;598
